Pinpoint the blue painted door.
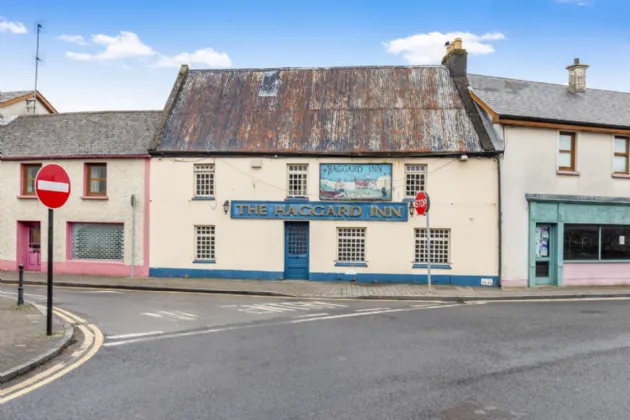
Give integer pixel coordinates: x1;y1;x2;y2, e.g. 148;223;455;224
284;222;309;280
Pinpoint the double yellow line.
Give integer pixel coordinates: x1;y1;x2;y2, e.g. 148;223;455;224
0;307;103;405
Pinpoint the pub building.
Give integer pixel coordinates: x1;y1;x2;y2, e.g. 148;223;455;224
148;39;504;286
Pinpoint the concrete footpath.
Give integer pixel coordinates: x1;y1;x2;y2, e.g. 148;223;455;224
0;296;74;384
2;271;630;301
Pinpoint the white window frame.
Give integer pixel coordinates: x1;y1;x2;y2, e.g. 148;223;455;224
287;164;308;198
194;164;215;198
405;164;427;198
194;225;216;261
414;228;451;265
336;227;366;263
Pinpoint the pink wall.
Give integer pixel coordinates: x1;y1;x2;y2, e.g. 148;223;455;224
0;259;148;277
564;263;630;286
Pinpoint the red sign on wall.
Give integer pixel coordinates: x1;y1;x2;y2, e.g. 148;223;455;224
413;191;430;216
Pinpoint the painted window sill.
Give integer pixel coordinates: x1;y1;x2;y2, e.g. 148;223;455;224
412;263;452;269
556;170;580;176
193;259;216;264
17;195;38;199
67;259;124;264
192;196;215;201
335;262;367;267
81;196;108;200
565;260;630;264
612;173;630;179
285;197;309;201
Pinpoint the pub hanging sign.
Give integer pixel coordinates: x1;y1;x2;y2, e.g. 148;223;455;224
230;201;408;222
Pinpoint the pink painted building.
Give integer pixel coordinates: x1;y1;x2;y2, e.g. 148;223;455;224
0;111;161;277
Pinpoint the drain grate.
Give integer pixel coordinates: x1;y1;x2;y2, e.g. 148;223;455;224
437;400;528;420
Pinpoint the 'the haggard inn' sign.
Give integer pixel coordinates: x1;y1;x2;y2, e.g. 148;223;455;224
230;201;408;222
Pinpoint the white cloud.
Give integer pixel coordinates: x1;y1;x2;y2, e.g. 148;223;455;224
58;34;88;46
66;31;155;61
556;0;591;5
384;31;505;65
154;47;232;68
0;17;27;34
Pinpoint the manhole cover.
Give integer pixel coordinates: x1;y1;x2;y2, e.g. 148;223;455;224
437;400;528;419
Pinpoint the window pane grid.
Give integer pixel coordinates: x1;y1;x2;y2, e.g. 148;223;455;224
287;164;308;197
415;228;450;264
337;228;365;262
195;225;215;260
405;164;426;197
72;223;124;260
194;164;215;197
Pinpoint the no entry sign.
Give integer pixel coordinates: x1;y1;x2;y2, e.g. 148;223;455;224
35;164;71;209
414;191;430;216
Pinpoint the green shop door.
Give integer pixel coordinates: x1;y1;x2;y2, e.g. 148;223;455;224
534;224;556;286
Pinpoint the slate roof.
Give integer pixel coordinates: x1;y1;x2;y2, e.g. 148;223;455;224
0;91;32;103
468;74;630;129
0;111;162;158
152;66;499;156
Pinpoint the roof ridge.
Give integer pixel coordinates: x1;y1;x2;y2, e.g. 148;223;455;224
16;110;162;118
469;73;630;96
190;65;447;72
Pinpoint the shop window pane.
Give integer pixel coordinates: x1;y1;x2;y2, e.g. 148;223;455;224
601;225;630;260
564;224;599;260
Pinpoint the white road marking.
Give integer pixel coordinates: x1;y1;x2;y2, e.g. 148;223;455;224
104;303;463;347
220;305;238;308
0;291;47;299
411;304;438;308
84;290;122;294
37;180;69;193
141;312;163;318
355;307;389;312
293;313;329;319
107;331;165;340
232;300;349;315
291;304;462;323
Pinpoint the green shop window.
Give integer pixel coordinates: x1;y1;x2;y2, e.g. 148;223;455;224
564;224;630;261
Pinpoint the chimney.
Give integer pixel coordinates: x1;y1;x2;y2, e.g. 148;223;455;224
566;58;589;93
442;37;467;78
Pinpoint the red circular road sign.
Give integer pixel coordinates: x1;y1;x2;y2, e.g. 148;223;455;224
414;191;430;216
35;164;71;209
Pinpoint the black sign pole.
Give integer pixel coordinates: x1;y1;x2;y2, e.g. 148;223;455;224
47;208;53;336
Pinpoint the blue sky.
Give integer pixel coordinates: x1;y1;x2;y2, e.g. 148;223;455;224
2;0;629;112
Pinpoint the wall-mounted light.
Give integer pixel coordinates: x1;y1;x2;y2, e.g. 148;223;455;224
408;201;415;216
223;200;230;215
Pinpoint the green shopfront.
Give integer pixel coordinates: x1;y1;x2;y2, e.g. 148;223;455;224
527;194;630;287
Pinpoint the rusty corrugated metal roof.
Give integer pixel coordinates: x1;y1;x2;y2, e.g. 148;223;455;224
154;66;493;155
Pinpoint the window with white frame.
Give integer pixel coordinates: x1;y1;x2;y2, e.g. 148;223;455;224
405;164;427;197
337;227;366;263
194;164;215;197
195;225;215;260
415;228;450;264
71;223;124;261
287;164;308;197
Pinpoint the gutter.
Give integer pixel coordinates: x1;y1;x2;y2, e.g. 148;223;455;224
149;150;503;159
499;114;630;132
496;125;505;288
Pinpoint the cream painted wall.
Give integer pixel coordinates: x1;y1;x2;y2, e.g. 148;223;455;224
150;156;499;278
1;99;50;122
500;126;630;284
0;159;146;268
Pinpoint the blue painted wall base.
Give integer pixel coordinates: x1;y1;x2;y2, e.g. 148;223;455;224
149;267;498;287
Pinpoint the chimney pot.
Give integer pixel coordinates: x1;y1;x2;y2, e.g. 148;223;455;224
443;38;467;77
566;58;589;93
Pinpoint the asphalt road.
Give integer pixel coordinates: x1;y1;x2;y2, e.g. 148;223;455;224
1;285;630;419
